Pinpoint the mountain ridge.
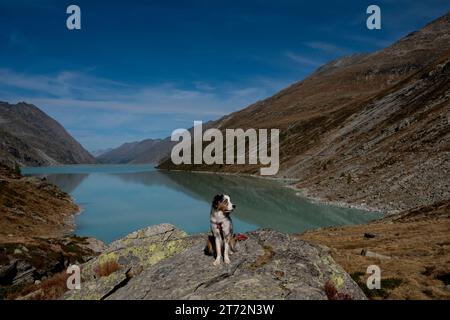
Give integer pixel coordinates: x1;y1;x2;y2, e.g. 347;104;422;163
0;101;96;167
96;138;172;164
157;12;450;213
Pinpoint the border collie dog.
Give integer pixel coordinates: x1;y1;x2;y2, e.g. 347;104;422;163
207;194;236;265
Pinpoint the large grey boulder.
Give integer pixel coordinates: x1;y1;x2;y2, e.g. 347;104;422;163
63;224;366;300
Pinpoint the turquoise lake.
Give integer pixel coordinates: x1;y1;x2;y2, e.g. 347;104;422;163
22;165;382;243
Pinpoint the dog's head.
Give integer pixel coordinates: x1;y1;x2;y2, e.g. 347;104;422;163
212;194;236;213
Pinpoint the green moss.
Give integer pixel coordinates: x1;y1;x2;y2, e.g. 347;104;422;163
330;274;345;289
346;173;352;184
123;239;187;266
97;252;118;264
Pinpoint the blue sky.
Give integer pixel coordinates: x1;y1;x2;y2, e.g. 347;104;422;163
0;0;449;151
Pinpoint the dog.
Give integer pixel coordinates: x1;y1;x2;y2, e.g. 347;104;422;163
205;194;237;265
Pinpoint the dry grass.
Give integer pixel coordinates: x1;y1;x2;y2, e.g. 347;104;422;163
94;260;121;277
299;201;450;300
248;245;275;271
0;165;79;243
36;272;70;300
5;271;70;300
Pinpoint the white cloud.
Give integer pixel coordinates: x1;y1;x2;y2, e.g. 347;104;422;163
0;68;294;149
285;51;324;67
0;68;282;117
304;41;351;55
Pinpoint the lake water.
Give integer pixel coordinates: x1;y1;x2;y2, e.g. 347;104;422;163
23;165;382;243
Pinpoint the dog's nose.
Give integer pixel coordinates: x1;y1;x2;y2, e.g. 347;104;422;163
232;204;236;209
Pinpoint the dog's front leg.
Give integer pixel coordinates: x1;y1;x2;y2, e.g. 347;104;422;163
213;237;222;266
224;238;231;265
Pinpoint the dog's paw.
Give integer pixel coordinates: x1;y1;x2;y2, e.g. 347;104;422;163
213;259;221;266
224;257;231;265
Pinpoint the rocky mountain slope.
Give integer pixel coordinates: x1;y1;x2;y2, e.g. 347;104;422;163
0;165;78;243
63;223;366;300
0;102;96;167
159;13;450;213
0;164;104;299
97;138;172;164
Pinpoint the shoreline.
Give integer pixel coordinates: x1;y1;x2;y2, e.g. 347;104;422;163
286;185;388;215
22;162;390;216
24;164;390;243
57;165;389;240
5;164;448;300
63;196;84;236
158;167;389;216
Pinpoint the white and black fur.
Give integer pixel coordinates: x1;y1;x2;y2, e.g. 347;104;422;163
208;194;236;265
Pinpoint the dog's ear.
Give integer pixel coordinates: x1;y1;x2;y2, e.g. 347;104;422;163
212;194;224;209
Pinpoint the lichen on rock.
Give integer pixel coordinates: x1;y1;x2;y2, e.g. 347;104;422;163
63;224;366;300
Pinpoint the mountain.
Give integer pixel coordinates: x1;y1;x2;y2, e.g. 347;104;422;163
90;148;113;157
0;101;96;167
98;121;216;164
128;137;176;164
158;13;450;213
97;138;173;164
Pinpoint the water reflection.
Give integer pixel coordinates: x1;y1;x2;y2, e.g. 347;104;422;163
23;165;382;242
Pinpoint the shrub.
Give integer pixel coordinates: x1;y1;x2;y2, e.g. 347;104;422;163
324;281;353;300
94;259;121;277
5;271;70;300
37;272;71;300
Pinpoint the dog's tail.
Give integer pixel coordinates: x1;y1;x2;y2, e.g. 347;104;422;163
204;235;215;256
230;235;237;252
204;234;238;256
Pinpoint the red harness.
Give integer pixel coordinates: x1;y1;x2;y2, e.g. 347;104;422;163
235;234;248;241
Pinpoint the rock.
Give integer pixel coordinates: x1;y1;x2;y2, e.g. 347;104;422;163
12;261;35;285
360;249;391;260
86;238;107;253
0;260;17;285
63;224;367;300
63;224;193;300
